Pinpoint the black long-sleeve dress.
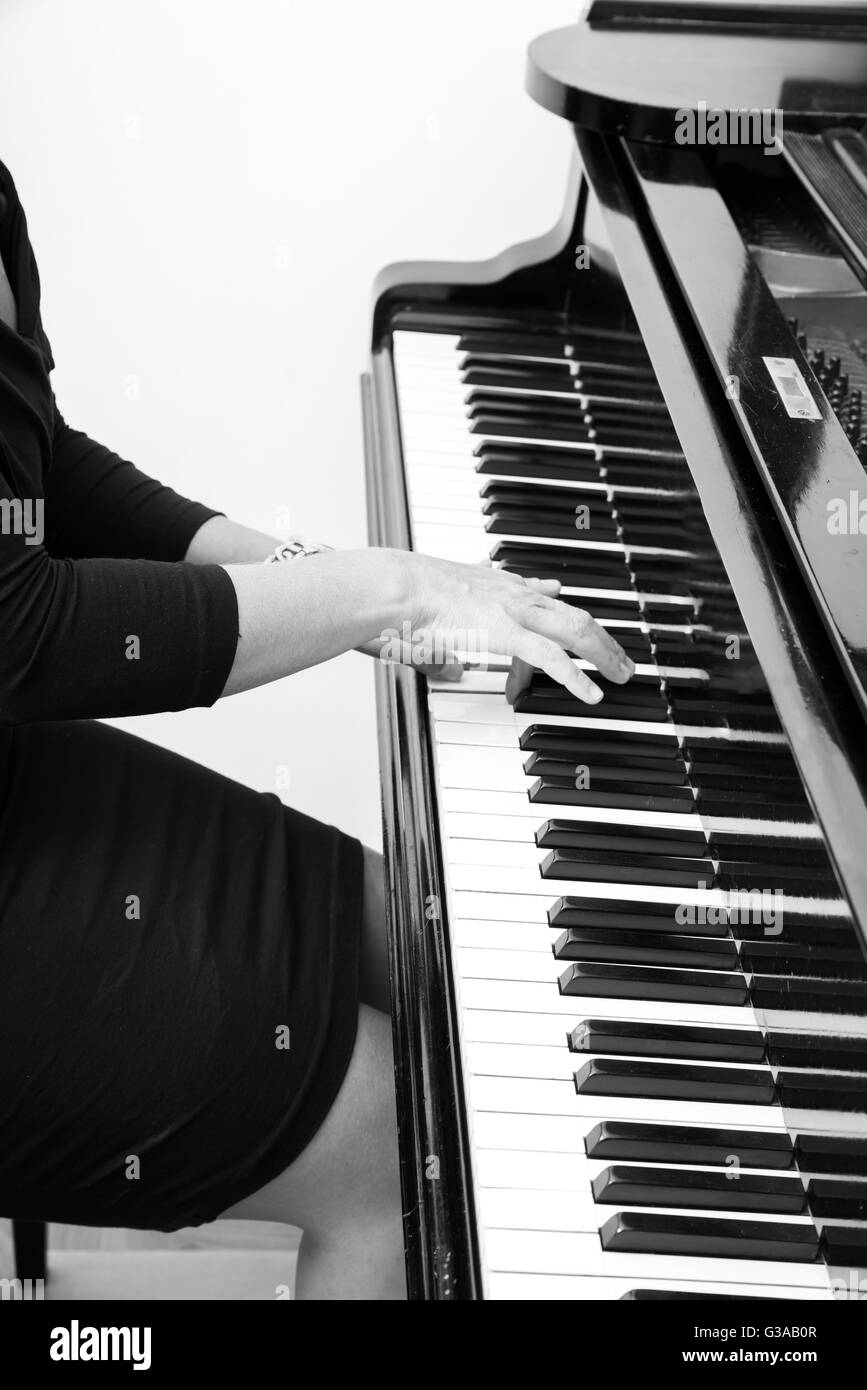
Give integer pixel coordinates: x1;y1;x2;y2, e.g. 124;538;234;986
0;159;364;1231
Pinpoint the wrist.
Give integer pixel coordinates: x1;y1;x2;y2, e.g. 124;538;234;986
364;546;413;639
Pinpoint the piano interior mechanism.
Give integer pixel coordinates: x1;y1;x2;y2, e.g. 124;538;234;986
362;2;867;1300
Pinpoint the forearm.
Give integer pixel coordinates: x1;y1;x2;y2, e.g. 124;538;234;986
219;547;634;706
184;514;282;565
184;515;397;661
220;548;406;696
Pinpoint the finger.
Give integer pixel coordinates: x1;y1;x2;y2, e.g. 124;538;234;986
509;629;603;704
524;577;561;598
505;655;534;706
526;600;634;684
422;661;464;683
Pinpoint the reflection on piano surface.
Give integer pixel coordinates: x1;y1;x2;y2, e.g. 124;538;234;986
363;2;867;1299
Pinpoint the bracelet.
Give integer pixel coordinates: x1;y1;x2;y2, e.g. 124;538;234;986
264;539;334;564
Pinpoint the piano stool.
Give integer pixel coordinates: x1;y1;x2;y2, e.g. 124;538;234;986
4;1217;301;1298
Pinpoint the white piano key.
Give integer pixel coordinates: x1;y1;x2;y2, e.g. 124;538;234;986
435;721;520;747
447;839;544;870
462;1009;576;1045
482;1228;829;1289
465;1041;769;1083
458;946;568;982
457;977;754;1027
475;1148;793;1191
451;918;553;950
486;1272;835;1299
450;865;736;909
470;1108;787;1155
468;1074;777;1128
478;1187;813;1233
442;812;542;842
443;793;825;844
462;1006;734;1046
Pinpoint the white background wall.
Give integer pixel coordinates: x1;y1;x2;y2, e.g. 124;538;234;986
0;0;577;849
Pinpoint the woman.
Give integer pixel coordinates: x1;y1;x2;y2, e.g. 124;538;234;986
0;156;634;1300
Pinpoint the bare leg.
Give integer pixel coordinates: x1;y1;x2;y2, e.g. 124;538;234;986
359;844;390;1013
219;846;406;1299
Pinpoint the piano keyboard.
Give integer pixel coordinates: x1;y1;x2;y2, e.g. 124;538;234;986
390;325;867;1300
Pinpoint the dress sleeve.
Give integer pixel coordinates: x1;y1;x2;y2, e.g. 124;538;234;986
0;457;240;724
45;400;223;562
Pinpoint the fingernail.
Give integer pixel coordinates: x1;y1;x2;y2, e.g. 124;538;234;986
622;656;635;677
588;684;603;704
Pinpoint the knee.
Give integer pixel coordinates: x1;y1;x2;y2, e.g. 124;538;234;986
360;847;390;1013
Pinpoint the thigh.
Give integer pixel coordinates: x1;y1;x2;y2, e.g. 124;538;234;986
0;719;367;1233
218;1001;400;1241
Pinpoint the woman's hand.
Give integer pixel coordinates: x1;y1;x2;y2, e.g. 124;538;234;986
388;552;634;704
221;545;634;702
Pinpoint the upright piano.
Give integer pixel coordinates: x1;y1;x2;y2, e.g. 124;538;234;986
362;1;867;1300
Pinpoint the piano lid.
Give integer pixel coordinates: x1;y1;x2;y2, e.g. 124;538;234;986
527;2;867;139
523;5;867;936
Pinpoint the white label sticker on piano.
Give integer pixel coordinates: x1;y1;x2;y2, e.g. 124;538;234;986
761;356;821;420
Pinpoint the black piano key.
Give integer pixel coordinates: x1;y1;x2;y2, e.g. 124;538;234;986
485;508;620;541
475;443;603;482
678;707;785;733
716;863;838;894
520;670;667;704
530;777;696;812
494;547;634;589
574;1058;774;1104
708;834;831;866
696;786;809;811
808;1179;867;1220
605;461;691;488
562;593;644;621
472;411;599;445
467;388;668;420
536;818;707;856
599;1212;819;1263
568;1019;765;1063
458;330;577;358
472;412;679;453
549;896;729;938
699;797;812;822
723;906;854;944
478;478;613;509
462;363;577;391
543;846;714;890
797;1136;867;1176
560;962;748;1006
463;354;656;388
687;745;797;772
519;726;681;759
620;1290;783;1300
524;753;688;786
733;919;854;945
595;636;655;664
585;1121;795;1168
484;501;620;539
821;1226;867;1267
690;773;807;800
641;597;700;622
768;1031;867;1070
554;928;737;970
750;976;867;1014
776;1072;867;1112
592;1165;807;1214
742;944;867;981
680;731;780;753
